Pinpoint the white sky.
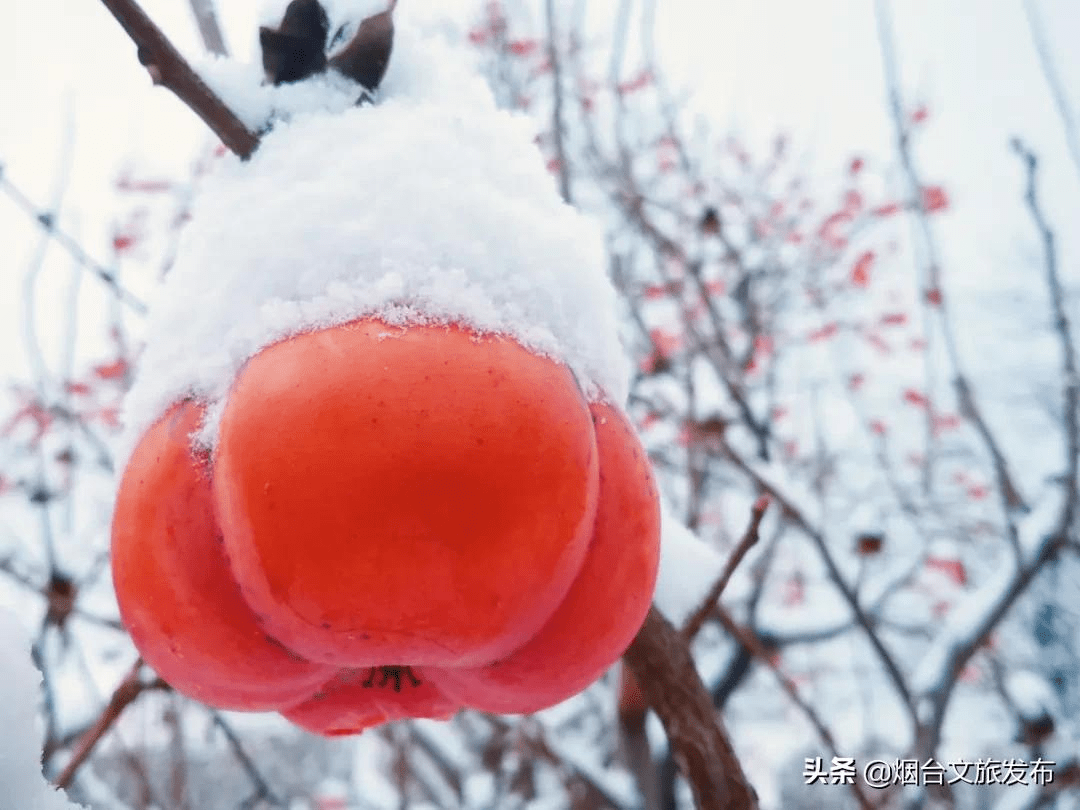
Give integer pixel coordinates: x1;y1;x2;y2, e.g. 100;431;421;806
2;0;1079;385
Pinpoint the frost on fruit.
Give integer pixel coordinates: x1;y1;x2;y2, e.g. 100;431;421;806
111;7;660;736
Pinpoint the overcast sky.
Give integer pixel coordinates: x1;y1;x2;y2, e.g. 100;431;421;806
3;0;1079;386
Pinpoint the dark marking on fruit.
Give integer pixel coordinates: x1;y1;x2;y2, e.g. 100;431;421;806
361;665;421;692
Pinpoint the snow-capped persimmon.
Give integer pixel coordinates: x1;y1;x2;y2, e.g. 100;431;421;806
110;400;335;710
212;319;600;669
111;318;662;736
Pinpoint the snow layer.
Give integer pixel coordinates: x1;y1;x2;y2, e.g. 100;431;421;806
122;17;629;460
653;504;728;626
0;608;86;810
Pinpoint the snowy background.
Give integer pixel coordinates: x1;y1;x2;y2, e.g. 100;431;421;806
2;0;1079;808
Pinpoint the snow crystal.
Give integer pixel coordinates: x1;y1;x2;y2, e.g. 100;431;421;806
0;608;87;810
121;14;629;461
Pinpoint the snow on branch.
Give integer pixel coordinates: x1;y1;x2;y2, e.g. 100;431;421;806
912;491;1067;737
96;0;260;158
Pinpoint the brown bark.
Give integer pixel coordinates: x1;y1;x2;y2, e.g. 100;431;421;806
623;607;759;810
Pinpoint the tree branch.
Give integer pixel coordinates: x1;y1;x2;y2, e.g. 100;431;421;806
719;440;918;726
712;606;876;810
544;0;573;203
0;167;147;313
97;0;260;158
622;607;759;810
54;659;168;790
682;495;769;641
874;0;1028;531
1022;0;1080;181
186;0;228;56
1012;138;1079;532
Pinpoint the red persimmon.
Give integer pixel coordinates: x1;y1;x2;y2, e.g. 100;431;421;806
112;319;661;734
111;400;334;710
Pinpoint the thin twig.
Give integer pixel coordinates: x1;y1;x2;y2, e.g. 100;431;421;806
0;169;147;313
96;0;260;158
712;606;876;810
874;0;1028;531
622;607;759;810
719;439;918;726
1022;0;1080;181
54;659;167;790
1012;138;1079;532
208;710;286;807
186;0;229;56
682;495;769;641
544;0;573;204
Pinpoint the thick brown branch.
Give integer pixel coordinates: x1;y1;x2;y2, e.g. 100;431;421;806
682;495;769;641
97;0;259;158
622;607;759;810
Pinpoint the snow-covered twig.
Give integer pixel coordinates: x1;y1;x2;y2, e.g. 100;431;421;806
719;437;918;725
1012;138;1079;535
682;494;769;641
912;493;1066;755
95;0;260;158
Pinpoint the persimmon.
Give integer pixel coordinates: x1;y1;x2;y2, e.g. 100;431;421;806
212;319;599;668
282;666;458;736
112;318;661;735
111;400;335;710
427;401;660;714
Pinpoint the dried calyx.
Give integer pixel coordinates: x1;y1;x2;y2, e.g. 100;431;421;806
260;0;396;99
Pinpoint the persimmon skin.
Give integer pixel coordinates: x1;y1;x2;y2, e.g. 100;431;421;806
212;319;600;669
110;401;334;710
429;401;660;714
282;667;459;737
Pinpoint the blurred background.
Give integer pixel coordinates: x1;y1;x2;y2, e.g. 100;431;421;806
2;1;1079;808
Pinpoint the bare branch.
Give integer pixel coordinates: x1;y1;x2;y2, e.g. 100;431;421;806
544;0;573;203
622;606;759;810
682;495;769;641
874;0;1028;535
0;168;147;313
713;606;876;810
187;0;228;56
54;659;168;790
1012;138;1079;531
719;440;918;725
208;710;287;807
96;0;260;158
1023;0;1080;181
